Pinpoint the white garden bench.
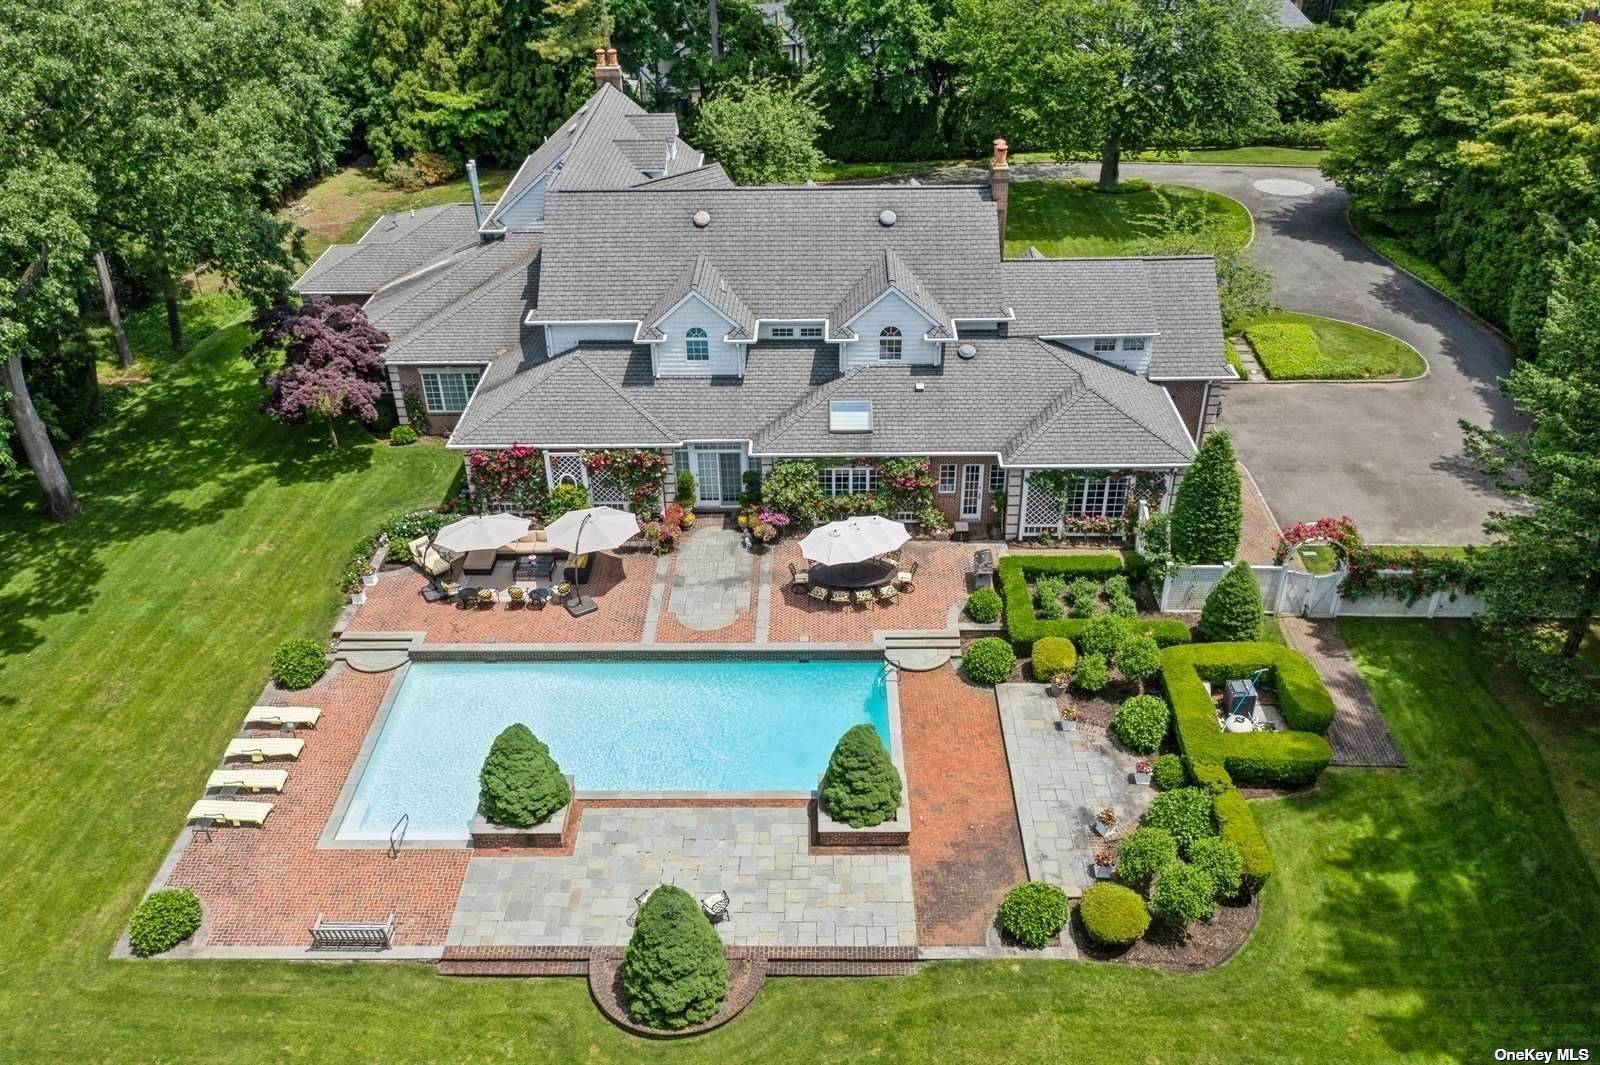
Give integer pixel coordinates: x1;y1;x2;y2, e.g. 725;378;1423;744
309;913;395;951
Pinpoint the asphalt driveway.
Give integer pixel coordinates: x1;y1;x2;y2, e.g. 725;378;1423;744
1118;164;1521;544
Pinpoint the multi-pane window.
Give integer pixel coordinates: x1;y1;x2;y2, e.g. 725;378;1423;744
990;465;1007;494
771;326;796;338
420;369;482;413
819;466;882;496
1067;476;1131;517
1093;337;1118;353
878;326;903;361
936;463;957;493
685;327;709;360
799;326;823;338
1124;337;1147;351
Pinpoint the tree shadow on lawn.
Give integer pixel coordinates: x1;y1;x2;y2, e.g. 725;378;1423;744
1296;649;1600;1058
0;320;377;673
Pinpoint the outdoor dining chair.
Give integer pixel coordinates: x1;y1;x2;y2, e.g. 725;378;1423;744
808;583;830;603
788;562;810;590
877;584;899;604
829;589;851;606
853;588;875;607
896;561;919;592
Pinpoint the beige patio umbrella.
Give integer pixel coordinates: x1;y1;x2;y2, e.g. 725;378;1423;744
542;506;641;616
431;513;531;553
799;516;910;566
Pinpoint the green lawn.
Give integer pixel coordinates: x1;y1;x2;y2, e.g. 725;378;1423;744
288;165;515;261
1004;180;1252;259
1243;311;1427;380
814;146;1326;182
1348;209;1477;312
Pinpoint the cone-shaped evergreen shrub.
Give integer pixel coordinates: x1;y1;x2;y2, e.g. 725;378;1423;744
622;885;729;1030
478;723;570;827
1170;431;1242;564
820;724;903;827
1196;561;1264;642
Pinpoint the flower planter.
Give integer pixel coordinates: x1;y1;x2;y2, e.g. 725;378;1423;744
1093;819;1116;838
1134;769;1152;786
348;590;367;606
814;774;911;847
469;776;574;848
362;573;379;588
1092;861;1115;880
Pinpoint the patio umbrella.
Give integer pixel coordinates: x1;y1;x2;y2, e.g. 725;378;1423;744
799;516;910;566
541;506;641;616
431;513;531;554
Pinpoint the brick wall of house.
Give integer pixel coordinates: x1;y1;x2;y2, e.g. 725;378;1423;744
1162;381;1209;443
928;457;996;530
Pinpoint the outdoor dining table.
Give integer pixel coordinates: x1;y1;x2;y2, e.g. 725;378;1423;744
809;559;897;590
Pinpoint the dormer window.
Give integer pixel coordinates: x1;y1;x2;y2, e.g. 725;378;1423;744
1124;337;1147;351
1093;337;1118;353
685;327;709;361
879;327;903;361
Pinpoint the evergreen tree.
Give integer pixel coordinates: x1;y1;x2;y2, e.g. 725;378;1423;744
1170;431;1243;565
819;724;903;827
1196;561;1264;643
621;885;729;1029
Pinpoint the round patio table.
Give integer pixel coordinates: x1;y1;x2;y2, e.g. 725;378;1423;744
809;559;897;590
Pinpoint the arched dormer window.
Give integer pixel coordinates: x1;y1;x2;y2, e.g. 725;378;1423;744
878;326;903;361
685;327;709;361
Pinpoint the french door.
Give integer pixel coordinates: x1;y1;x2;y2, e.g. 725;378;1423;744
959;463;984;520
675;446;746;508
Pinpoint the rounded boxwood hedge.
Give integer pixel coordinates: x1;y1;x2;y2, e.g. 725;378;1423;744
621;885;729;1029
1114;631;1163;688
1151;753;1186;791
820;724;903;828
1113;694;1170;753
478;724;571;827
965;588;1002;623
1114;825;1179;890
1079;882;1150;947
270;637;327;690
1143;787;1216;852
1151;861;1218;924
1073;652;1109;692
1188;835;1245;898
388;424;418;446
1078;614;1124;657
997;881;1069;948
129;888;202;957
1030;636;1077;682
963;637;1016;685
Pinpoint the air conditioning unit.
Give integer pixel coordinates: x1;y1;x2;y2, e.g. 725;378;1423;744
1225;678;1257;719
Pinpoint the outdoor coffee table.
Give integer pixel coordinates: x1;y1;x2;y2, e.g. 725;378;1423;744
809;559;896;590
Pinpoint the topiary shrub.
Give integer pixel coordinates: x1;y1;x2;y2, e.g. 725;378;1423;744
1115;632;1162;690
1169;429;1242;564
1188;835;1245;898
129;889;202;956
1067;577;1101;617
1079;882;1150;947
965;588;1002;623
478;724;571;827
1143;787;1216;852
1151;862;1218;924
1196;561;1264;642
1078;613;1124;657
963;637;1016;685
997;881;1069;948
1213;786;1274;893
388;424;418;446
1114;826;1179;890
820;724;902;827
270;637;326;690
621;884;729;1029
1113;694;1171;753
1030;636;1077;682
1073;652;1109;692
675;469;698;511
1151;753;1186;791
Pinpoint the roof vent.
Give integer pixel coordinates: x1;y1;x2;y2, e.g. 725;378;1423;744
957;343;978;360
878;209;897;227
692;210;711;228
914;382;926;392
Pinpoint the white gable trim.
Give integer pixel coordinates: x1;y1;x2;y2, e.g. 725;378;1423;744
645;290;741;342
842;286;942;332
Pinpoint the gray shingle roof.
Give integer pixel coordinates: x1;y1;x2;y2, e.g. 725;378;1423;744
1142;257;1232;378
1278;0;1312;28
830;250;953;340
292;205;479;295
449;338;1195;467
371;234;543;365
637;255;758;341
532;185;1005;326
633;163;735;190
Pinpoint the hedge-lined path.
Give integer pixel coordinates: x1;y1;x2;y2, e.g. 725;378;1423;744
899;666;1028;946
1279;616;1406;767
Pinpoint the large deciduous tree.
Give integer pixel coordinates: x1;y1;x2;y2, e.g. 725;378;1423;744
248;299;390;448
1461;223;1600;702
692;78;829;184
946;0;1290;189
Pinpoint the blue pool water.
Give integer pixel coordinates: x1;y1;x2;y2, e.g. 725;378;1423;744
335;658;890;842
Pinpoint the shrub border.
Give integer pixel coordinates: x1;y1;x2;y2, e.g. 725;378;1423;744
997;552;1191;650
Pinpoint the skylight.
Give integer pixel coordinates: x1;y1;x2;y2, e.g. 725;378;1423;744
829;400;872;433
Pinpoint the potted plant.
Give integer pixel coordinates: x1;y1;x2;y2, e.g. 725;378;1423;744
476;587;495;608
506;586;526;608
1133;760;1153;786
1046;673;1070;697
1057;706;1079;733
361;564;379;588
1094;808;1118;838
1092;848;1116;879
681;510;696;528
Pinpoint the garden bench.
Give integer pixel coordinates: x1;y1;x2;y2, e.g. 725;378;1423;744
309;913;395;951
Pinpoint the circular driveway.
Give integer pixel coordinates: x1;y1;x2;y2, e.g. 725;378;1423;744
1118;164;1521;544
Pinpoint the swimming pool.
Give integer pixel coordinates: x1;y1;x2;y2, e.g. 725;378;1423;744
333;657;893;843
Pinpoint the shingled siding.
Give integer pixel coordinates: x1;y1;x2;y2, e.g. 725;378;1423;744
1162;381;1209;443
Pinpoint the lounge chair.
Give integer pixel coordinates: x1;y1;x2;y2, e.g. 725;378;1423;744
406;536;461;579
224;738;304;763
244;706;321;729
896;560;919;592
808;584;829;603
206;769;287;793
788;562;810;590
701;889;731;924
629;885;657;926
829;589;851;606
188;799;274;827
564;553;594;586
877;584;899;603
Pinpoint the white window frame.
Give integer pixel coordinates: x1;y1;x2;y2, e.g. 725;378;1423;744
419;369;482;414
959;464;984;520
1123;337;1147;351
1067;476;1131;518
1092;337;1118;353
936;463;957;494
878;326;903;361
990;465;1007;494
685;327;710;361
819;466;882;497
771;326;796;338
799;325;823;338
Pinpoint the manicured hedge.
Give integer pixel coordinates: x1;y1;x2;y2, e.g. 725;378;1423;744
963;637;1016;685
1079;882;1150;947
1113;694;1170;753
1213;786;1274;892
1151;753;1186;791
997;881;1069;948
1030;636;1076;682
1243;320;1320;380
1160;642;1334;787
998;554;1191;651
965;588;1002;623
270;637;327;690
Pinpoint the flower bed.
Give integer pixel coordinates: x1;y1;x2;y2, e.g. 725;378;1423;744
997;553;1191;651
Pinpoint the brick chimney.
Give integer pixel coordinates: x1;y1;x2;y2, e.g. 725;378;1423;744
594;46;624;91
990;138;1010;257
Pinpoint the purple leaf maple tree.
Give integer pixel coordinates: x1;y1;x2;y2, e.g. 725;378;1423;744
249;297;390;445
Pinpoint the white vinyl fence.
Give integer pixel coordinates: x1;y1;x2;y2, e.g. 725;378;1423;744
1160;563;1485;620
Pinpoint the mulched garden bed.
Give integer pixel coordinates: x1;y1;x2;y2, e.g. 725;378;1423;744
1069;892;1261;972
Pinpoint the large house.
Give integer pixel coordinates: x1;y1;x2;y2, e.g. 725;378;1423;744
293;50;1236;540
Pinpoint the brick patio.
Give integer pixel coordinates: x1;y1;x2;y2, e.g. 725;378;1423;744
900;666;1028;946
765;540;974;644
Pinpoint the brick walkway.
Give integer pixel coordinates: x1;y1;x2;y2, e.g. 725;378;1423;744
166;664;471;946
1238;462;1284;565
1279;616;1407;767
765;540;974;644
899;667;1027;946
